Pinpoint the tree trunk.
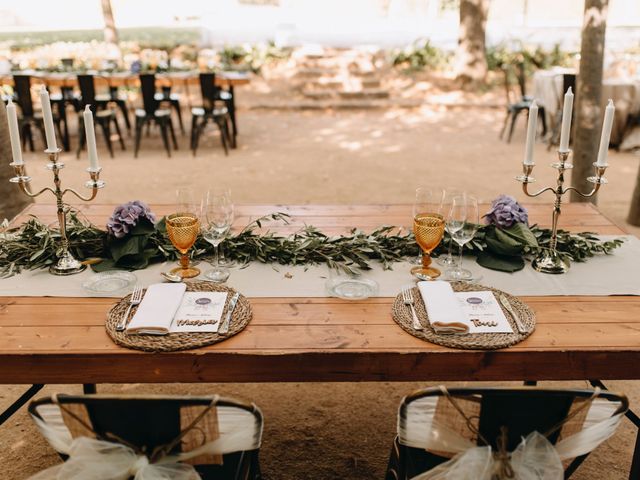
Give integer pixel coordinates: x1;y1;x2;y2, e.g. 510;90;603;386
570;0;608;203
628;165;640;225
101;0;119;45
454;0;489;85
0;101;32;221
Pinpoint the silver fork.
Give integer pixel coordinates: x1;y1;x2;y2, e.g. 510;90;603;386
116;285;143;332
402;287;423;331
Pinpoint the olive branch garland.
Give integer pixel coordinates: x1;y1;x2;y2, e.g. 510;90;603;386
0;212;625;278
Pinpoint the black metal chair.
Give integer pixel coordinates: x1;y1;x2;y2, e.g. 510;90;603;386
385;386;627;480
29;394;263;480
499;63;547;143
12;75;65;152
94;80;132;133
190;73;233;156
155;82;185;134
547;73;577;150
134;74;178;158
76;74;125;159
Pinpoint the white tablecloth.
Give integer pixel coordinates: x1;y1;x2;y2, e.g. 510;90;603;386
533;68;640;145
0;236;638;298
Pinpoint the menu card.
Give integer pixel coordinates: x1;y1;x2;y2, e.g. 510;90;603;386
417;281;513;334
171;292;227;333
126;284;227;335
455;291;513;333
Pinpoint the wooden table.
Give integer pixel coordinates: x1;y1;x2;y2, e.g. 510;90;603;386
1;202;639;385
0;70;251;89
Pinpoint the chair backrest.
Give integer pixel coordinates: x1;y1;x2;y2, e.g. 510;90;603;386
502;62;527;105
13;75;34;117
77;74;96;110
397;386;627;477
199;73;220;111
139;73;159;115
29;394;263;479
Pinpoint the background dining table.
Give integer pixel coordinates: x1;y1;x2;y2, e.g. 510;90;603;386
533;68;640;146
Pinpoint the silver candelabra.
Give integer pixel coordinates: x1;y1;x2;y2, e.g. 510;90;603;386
9;148;105;275
516;150;608;274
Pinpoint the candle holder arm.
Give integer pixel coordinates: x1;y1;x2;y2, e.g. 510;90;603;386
63;186;100;202
16;183;56;199
521;183;556;198
564;185;600;199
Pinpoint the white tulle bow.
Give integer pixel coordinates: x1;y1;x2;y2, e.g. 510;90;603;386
410;431;564;480
27;436;201;480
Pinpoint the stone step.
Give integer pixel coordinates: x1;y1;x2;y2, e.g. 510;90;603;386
338;89;389;100
302;90;334;100
295;67;339;78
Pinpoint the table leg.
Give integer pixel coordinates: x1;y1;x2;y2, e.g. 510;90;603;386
229;85;238;145
0;384;44;426
83;384;97;394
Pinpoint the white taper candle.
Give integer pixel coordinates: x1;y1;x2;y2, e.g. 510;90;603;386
6;98;23;165
596;99;615;167
523;100;538;166
39;86;58;152
83;105;100;171
559;86;574;152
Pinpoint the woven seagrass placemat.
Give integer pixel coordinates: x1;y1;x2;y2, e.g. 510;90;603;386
391;282;536;350
106;281;252;352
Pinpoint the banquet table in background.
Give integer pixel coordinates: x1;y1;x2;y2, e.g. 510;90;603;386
0;70;251;109
533;68;640;145
1;202;639;385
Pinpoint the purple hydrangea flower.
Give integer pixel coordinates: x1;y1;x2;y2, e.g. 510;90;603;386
106;200;156;238
483;195;528;228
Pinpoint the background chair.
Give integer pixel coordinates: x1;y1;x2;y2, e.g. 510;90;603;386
12;75;66;152
29;393;263;480
76;74;125;158
190;73;233;156
94;80;132;133
134;74;178;158
499;63;547;143
385;386;627;480
155;83;185;134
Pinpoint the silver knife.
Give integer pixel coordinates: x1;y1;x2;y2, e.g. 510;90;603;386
499;294;527;334
219;292;240;335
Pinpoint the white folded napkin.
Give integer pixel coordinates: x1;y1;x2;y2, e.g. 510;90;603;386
126;283;187;335
417;281;469;334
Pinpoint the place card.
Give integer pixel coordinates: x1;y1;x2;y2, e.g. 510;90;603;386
455;291;513;334
170;292;228;333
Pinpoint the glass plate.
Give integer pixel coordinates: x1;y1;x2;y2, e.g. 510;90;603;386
325;277;379;300
82;271;137;295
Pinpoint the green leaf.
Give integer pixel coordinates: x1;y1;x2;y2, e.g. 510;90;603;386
128;218;156;236
476;251;525;272
109;235;149;263
500;223;539;247
485;232;523;256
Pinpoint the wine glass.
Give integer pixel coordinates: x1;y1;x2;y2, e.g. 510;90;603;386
445;195;479;282
201;190;234;283
166;214;201;278
410;187;445;280
437;188;463;267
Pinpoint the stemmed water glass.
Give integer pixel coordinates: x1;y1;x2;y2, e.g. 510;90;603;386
166;188;201;279
445;194;479;282
437;188;463;267
201;190;234;283
410;187;445;280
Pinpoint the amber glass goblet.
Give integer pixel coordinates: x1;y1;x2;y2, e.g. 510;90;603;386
411;213;445;280
167;213;201;279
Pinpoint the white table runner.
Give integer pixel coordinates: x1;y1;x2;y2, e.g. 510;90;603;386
1;236;638;298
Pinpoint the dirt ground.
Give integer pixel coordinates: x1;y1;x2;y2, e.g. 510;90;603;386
3;104;640;479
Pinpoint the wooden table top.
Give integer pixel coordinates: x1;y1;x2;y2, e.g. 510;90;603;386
1;202;639;385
